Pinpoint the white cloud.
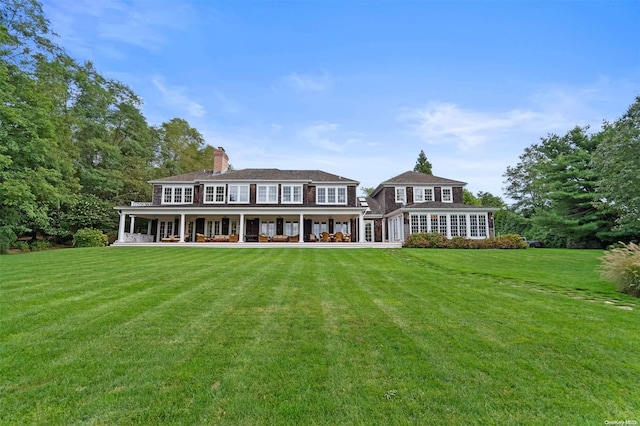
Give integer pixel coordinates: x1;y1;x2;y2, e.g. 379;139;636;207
152;76;206;118
43;0;192;56
285;72;331;92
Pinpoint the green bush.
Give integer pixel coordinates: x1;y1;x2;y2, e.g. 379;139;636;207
12;241;31;252
0;226;17;255
403;233;528;249
403;232;449;248
600;242;640;298
73;228;108;248
29;240;52;251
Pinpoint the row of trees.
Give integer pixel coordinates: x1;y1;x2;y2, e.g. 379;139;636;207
502;97;640;248
1;0;214;248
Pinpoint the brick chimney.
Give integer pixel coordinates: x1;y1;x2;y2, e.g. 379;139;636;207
213;147;229;174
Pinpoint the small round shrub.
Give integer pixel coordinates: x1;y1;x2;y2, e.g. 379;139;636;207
600;242;640;298
12;241;30;252
73;228;108;248
29;240;52;251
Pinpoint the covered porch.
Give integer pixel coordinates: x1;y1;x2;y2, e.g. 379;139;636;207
115;206;369;245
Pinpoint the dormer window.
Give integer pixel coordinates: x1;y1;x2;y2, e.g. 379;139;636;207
395;187;406;203
317;186;347;205
257;185;278;203
442;188;452;203
162;185;193;204
414;187;434;203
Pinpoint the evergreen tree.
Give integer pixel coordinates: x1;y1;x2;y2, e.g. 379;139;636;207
413;149;433;174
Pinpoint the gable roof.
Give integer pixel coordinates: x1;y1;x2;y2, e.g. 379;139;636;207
150;169;359;184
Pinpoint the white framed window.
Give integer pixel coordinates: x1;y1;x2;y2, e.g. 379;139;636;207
159;220;174;238
442;188;453;203
162;186;193;204
257;185;278;203
450;215;468;237
261;221;276;237
410;214;429;233
282;185;302;204
316;186;347;205
228;185;249;203
284;221;299;236
414;187;434;203
469;214;487;238
206;220;221;237
395;187;406;203
204;185;225;203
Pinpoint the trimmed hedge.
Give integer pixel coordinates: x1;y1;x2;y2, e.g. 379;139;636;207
73;228;108;248
403;233;528;249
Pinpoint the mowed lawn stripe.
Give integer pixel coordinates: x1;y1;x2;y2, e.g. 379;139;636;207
0;248;638;424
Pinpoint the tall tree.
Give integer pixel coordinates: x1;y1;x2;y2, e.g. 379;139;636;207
155;118;210;177
0;0;77;243
592;96;640;235
413;149;433;174
504;126;622;247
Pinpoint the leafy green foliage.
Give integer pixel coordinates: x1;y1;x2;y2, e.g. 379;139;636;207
0;225;16;254
413;149;433;174
73;227;108;247
600;242;640;298
592;96;640;235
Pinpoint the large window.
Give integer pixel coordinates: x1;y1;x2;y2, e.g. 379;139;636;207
284;221;299;236
469;214;487;238
159;220;174;238
162;186;193;204
228;185;249;203
410;214;429;233
261;221;276;237
316;187;347;205
204;185;225;203
282;185;302;203
413;187;434;203
395;187;406;203
450;215;467;237
257;185;278;203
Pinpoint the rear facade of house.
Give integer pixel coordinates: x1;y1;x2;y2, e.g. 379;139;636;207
115;148;497;245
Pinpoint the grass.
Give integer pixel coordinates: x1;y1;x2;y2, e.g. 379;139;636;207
1;247;638;425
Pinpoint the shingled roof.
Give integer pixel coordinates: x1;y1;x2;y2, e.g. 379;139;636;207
380;171;466;186
150;169;359;184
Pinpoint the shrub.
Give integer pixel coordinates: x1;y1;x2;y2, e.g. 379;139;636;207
600;242;640;298
0;226;17;255
403;232;449;248
73;228;108;248
403;233;528;249
12;241;31;252
29;240;52;251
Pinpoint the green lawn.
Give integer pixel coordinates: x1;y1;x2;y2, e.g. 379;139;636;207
1;248;638;425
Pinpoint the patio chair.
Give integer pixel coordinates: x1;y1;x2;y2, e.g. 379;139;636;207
334;231;344;242
259;233;270;243
308;234;317;242
321;232;331;242
289;234;299;243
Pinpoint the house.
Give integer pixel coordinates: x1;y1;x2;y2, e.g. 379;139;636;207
114;147;497;244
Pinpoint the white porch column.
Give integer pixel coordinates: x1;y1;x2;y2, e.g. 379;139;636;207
129;215;136;234
466;214;472;238
299;213;304;243
179;214;185;243
147;220;152;235
359;212;366;243
118;212;126;243
239;213;245;243
382;218;386;242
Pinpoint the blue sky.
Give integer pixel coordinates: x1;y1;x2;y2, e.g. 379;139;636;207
42;0;640;198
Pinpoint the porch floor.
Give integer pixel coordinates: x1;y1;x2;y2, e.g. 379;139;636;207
111;241;402;249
